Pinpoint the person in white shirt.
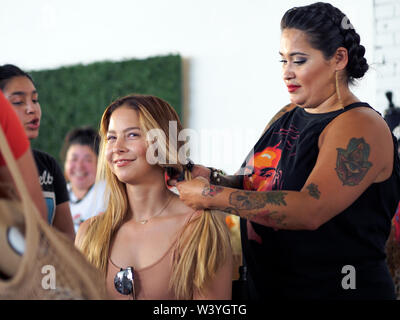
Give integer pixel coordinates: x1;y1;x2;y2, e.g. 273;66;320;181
61;126;109;232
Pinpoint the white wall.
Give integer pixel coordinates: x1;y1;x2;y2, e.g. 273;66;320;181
0;0;375;173
373;0;400;119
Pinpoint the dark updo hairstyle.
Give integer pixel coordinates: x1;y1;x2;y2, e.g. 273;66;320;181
0;64;35;91
60;126;101;163
280;2;368;84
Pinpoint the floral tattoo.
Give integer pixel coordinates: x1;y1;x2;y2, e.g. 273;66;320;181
225;191;288;228
229;191;287;210
202;184;224;197
335;137;372;186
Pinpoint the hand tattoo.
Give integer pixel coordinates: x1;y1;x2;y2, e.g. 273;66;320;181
202;184;224;197
306;183;321;200
335;137;372;186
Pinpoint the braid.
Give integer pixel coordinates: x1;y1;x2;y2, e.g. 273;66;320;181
281;2;368;83
342;29;369;80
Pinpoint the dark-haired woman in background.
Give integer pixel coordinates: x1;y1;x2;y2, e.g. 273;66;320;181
61;126;109;232
173;2;400;299
0;91;47;221
0;64;75;241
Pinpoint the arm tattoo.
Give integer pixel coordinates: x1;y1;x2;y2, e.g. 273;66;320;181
335;137;372;186
306;183;321;200
229;191;287;210
202;184;224;197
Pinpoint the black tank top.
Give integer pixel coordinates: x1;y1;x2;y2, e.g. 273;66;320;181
239;102;400;299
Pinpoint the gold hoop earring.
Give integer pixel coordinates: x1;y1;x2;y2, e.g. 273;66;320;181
335;71;344;109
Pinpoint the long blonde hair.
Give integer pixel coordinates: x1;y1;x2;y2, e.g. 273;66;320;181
78;94;231;299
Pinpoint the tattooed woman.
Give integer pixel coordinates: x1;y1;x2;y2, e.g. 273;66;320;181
171;2;400;299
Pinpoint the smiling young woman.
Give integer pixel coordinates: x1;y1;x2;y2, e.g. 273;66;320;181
75;94;233;300
105;107;153;185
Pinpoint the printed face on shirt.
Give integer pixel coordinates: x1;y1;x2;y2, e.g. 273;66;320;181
279;28;337;110
3;76;41;139
105;105;160;185
244;144;282;191
65;144;98;194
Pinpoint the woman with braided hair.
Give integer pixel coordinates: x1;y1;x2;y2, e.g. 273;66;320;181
75;94;232;299
172;2;400;299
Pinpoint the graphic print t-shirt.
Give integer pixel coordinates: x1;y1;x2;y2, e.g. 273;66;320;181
68;180;108;233
33;149;69;225
238;102;400;299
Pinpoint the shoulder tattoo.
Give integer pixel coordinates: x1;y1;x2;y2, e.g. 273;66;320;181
335;137;372;186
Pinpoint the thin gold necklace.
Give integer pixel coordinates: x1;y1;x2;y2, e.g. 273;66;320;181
137;194;173;224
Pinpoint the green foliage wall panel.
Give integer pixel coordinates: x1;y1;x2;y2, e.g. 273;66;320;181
30;54;182;163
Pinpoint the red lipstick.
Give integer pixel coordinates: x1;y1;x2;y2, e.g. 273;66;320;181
287;85;301;93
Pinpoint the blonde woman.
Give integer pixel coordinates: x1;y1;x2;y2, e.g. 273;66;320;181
75;94;232;300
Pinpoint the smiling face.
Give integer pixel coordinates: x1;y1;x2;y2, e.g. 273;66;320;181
65;144;98;193
105;105;157;185
279;28;337;110
3;75;41;139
